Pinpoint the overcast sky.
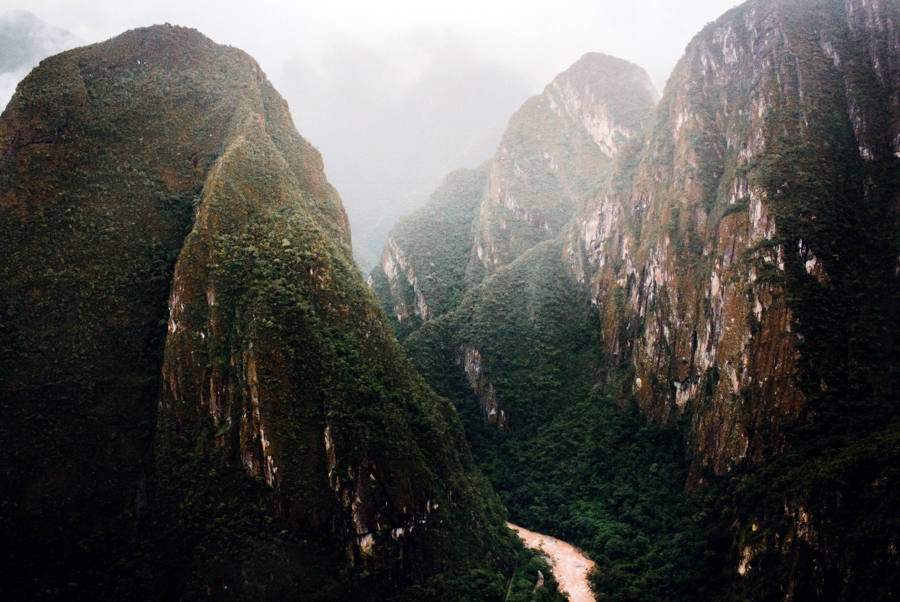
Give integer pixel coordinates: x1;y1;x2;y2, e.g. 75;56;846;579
2;0;740;268
7;0;739;92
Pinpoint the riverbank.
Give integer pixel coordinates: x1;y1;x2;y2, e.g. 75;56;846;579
508;523;596;602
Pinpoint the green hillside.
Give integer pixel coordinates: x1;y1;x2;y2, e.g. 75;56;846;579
0;24;562;600
372;1;900;599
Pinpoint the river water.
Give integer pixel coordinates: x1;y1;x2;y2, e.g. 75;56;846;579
508;523;596;602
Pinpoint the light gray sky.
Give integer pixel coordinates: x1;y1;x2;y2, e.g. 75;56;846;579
6;0;738;93
1;0;740;268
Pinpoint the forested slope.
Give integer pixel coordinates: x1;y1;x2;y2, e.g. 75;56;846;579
0;25;555;600
373;1;900;599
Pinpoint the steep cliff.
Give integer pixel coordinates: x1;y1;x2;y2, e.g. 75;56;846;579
374;0;900;599
0;25;524;599
578;0;899;597
373;53;657;339
577;0;900;477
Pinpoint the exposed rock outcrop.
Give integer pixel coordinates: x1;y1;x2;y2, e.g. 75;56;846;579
576;0;900;477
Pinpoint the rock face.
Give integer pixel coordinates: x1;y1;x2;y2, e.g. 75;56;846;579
577;0;900;476
373;0;900;598
371;52;656;431
471;53;655;282
0;25;515;598
371;52;656;328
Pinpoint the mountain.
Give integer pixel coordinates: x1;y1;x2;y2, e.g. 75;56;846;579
371;52;656;338
0;25;561;600
372;0;900;599
0;10;77;73
372;52;657;435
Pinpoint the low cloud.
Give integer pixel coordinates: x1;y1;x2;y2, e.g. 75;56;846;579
0;11;80;109
281;34;534;268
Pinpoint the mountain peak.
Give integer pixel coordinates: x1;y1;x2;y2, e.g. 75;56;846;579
541;52;656;157
0;24;516;598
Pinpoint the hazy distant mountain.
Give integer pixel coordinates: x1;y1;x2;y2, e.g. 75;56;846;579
0;10;76;71
371;51;656;336
0;10;79;109
282;41;534;270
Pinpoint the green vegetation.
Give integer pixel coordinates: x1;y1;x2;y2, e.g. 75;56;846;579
403;245;732;602
398;543;566;602
0;24;526;600
369;164;490;338
374;2;900;600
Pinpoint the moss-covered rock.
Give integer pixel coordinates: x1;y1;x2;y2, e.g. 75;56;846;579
0;24;521;599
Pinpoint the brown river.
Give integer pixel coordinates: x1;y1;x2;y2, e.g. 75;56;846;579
508;523;596;602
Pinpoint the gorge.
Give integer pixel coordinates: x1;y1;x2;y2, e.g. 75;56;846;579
373;0;900;599
1;0;899;600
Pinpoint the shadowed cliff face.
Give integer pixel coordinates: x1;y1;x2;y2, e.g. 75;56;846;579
576;0;900;477
0;25;516;598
